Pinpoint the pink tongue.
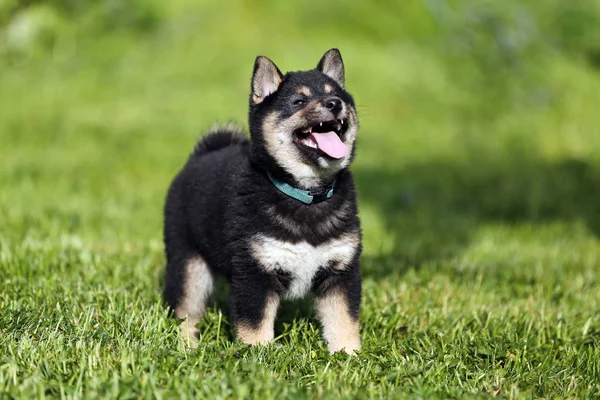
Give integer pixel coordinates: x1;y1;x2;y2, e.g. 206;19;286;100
310;131;348;159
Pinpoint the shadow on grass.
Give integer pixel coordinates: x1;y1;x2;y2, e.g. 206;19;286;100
355;156;600;279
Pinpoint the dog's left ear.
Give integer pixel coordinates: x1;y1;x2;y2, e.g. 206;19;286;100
251;56;283;105
317;48;345;88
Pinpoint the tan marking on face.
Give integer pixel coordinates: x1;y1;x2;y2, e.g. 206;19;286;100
236;295;280;345
324;84;333;93
297;86;312;97
261;112;318;188
315;290;361;355
303;101;328;114
260;103;360;189
175;256;214;347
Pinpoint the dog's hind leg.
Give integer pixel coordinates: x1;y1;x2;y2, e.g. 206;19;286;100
164;254;214;347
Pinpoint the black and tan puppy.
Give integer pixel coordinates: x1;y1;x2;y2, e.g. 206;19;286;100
163;49;362;354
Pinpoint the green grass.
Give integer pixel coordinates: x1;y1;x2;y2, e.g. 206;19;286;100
1;0;600;398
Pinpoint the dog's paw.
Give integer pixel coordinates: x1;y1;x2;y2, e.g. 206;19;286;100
328;341;361;356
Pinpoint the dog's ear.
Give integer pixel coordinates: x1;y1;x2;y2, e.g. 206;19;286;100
251;56;283;105
317;48;345;88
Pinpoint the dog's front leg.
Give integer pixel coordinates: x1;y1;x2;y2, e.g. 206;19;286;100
230;268;280;345
314;267;361;355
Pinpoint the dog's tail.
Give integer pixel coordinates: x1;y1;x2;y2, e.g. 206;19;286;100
192;123;249;157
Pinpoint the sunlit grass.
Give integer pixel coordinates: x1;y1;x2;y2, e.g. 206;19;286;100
1;0;600;398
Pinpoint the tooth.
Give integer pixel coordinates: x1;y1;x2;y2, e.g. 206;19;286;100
319;122;322;127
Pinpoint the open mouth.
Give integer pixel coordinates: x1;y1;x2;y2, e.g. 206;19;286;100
294;118;349;159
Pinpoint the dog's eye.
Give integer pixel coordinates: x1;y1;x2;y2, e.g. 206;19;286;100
293;98;306;106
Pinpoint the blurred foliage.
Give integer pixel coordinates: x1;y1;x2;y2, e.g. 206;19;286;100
3;0;597;119
1;0;599;59
1;0;161;28
0;0;161;56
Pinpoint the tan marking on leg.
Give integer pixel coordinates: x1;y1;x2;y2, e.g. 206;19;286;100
236;295;280;345
297;86;312;97
175;256;214;348
324;84;333;93
316;290;360;355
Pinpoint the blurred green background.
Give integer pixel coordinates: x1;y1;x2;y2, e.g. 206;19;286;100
1;0;600;397
2;0;600;258
2;0;600;255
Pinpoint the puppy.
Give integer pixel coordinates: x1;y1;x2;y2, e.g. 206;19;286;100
163;49;362;354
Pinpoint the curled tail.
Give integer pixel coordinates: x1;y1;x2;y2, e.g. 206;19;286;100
192;123;249;157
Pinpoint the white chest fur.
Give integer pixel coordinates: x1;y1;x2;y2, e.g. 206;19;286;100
250;232;359;299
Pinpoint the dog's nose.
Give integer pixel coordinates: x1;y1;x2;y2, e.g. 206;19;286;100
325;97;343;114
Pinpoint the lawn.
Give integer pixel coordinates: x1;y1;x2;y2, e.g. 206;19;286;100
1;0;600;398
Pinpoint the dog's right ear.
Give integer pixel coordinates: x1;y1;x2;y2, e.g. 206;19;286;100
251;56;283;105
317;48;345;88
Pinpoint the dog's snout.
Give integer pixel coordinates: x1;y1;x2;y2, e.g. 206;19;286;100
325;97;342;114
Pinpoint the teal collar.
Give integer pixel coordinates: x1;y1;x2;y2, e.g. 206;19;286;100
267;172;335;204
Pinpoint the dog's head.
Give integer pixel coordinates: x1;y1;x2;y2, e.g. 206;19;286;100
248;49;358;189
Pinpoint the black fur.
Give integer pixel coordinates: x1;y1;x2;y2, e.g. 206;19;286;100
164;49;362;343
192;128;248;157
